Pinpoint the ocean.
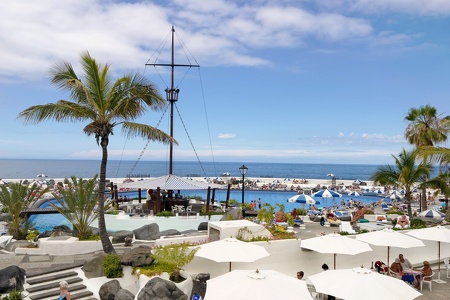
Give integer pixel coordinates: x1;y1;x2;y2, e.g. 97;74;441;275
0;159;381;181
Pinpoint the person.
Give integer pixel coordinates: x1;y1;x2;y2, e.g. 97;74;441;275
350;205;366;225
58;280;71;300
390;258;403;275
258;198;262;210
399;254;412;269
395;215;410;229
321;264;335;300
275;209;285;223
297;271;304;280
415;261;433;289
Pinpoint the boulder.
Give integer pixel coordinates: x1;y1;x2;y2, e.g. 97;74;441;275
109;230;133;244
114;289;134;300
133;223;159;240
83;252;107;278
220;208;241;221
190;273;209;300
121;245;154;267
99;279;121;300
0;266;26;293
137;277;187;300
159;229;181;238
197;222;208;231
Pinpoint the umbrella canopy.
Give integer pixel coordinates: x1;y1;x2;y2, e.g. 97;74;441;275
119;174;225;190
406;226;450;282
308;267;422;300
195;238;270;271
205;269;313;300
300;233;372;269
312;189;342;198
36;174;48;178
287;194;319;205
348;191;361;196
356;229;425;267
419;209;445;219
372;189;384;195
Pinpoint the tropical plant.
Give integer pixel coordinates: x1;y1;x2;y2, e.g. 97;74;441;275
102;254;123;278
18;52;176;253
370;149;432;218
0;182;49;239
151;243;199;282
404;105;450;209
256;203;275;225
50;176;99;240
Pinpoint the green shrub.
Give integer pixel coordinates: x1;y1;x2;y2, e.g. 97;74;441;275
296;208;307;216
410;218;427;229
156;210;174;217
1;290;25;300
102;254;123;278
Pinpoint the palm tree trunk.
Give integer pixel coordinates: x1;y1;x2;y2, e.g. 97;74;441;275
98;135;115;254
421;177;427;211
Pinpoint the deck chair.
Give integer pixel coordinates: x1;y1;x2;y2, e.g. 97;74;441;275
420;271;434;291
171;206;178;214
339;221;356;234
381;204;389;212
444;258;450;278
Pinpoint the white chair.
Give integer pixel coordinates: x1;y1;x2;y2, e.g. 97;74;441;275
177;205;185;213
127;203;133;213
339;221;356;234
171;206;178;214
186;205;192;213
420;271;434;291
444;258;450;278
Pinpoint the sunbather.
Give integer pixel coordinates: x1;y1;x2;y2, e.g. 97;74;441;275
350;205;366;225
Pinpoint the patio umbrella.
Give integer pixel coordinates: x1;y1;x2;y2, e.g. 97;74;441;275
406;226;450;283
348;191;361;196
205;269;313;300
36;174;48;178
195;238;270;272
313;189;342;208
356;228;425;267
308;267;422;300
287;194;319;205
419;209;445;219
300;233;372;269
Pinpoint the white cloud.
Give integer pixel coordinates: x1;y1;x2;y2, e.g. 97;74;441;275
218;133;237;139
338;132;345;137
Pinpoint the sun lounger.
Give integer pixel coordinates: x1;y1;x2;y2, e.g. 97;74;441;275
0;235;13;248
339;221;356;234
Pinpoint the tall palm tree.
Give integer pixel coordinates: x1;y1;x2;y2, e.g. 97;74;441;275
18;52;176;253
370;149;432;218
404;105;450;210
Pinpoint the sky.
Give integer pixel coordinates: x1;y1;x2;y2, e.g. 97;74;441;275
0;0;449;166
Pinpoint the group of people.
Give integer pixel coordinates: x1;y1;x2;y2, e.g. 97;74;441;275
389;254;433;289
248;198;262;210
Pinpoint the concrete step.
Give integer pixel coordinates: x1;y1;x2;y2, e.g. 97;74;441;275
26;277;82;293
26;271;78;284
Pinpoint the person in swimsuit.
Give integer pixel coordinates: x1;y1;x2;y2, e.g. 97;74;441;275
58;280;71;300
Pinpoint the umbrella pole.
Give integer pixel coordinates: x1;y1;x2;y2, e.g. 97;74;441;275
434;241;447;283
334;253;337;269
387;246;390;271
229;262;231;272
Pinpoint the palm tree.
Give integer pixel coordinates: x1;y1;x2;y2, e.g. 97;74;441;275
18;52;176;253
50;176;99;240
370;149;432;218
0;182;49;239
404;105;450;210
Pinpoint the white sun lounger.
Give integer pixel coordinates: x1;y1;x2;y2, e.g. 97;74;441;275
0;235;13;248
339;221;356;234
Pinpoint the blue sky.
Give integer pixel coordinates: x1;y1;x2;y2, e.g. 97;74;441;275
0;0;449;165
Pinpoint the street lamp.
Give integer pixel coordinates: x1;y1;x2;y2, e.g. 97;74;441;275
239;164;248;216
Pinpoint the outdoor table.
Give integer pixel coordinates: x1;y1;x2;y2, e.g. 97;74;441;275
401;268;422;284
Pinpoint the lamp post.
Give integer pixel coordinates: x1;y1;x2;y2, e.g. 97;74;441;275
239;164;248;217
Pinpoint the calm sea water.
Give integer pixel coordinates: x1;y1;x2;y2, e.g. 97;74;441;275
0;159;381;180
1;159;385;232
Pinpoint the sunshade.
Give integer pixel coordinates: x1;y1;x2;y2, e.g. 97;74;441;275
118;174;225;190
205;269;313;300
348;191;361;196
195;238;270;271
300;233;372;269
356;228;425;267
419;209;445;219
287;194;319;205
406;226;450;283
313;189;342;208
308;267;422;300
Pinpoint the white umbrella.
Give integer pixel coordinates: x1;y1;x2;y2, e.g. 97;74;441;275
205;269;313;300
36;174;48;178
195;238;270;271
419;209;445;219
406;226;450;283
287;194;318;205
308;267;422;300
356;228;425;267
348;191;362;196
300;233;372;269
312;189;342;208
